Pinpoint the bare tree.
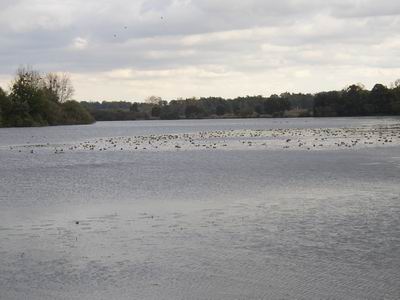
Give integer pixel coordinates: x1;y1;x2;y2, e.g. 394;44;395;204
145;95;162;105
44;72;74;103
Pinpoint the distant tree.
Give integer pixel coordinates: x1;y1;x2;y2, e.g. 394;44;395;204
44;72;74;103
232;102;241;115
263;95;290;116
130;102;139;112
369;83;393;115
313;91;342;117
145;95;162;105
185;105;203;118
239;106;254;117
313;82;400;117
341;84;368;116
151;105;161;117
61;100;94;124
160;105;180;120
215;105;226;116
285;93;314;110
254;105;263;114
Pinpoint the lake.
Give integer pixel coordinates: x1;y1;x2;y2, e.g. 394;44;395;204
0;117;399;299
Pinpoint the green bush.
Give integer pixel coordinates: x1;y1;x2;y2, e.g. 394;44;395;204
0;68;95;127
62;101;95;125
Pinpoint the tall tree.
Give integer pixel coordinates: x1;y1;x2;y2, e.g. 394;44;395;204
44;72;74;103
341;84;367;116
369;84;392;114
9;67;47;125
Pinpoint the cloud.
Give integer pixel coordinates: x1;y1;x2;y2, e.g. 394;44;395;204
71;37;89;50
0;0;400;100
329;0;400;18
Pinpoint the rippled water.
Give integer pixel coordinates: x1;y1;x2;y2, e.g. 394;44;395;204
0;117;399;299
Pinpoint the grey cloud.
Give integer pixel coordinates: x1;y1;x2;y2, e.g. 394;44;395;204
329;0;400;18
1;0;400;99
140;0;174;13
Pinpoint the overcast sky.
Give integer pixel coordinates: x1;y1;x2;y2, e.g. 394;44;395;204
1;0;400;101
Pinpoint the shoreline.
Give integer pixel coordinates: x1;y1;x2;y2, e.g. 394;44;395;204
2;114;400;129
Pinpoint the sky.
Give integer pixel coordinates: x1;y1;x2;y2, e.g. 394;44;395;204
1;0;400;101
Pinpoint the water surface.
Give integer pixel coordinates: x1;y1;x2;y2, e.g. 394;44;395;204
0;117;399;299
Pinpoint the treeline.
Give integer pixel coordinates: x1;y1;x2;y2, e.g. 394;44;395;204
2;71;400;127
82;81;400;121
0;68;94;127
81;93;314;121
314;83;400;117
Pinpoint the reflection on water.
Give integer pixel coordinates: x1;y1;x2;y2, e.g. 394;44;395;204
0;118;399;299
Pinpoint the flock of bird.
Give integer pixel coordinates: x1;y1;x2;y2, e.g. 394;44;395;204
9;125;400;154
